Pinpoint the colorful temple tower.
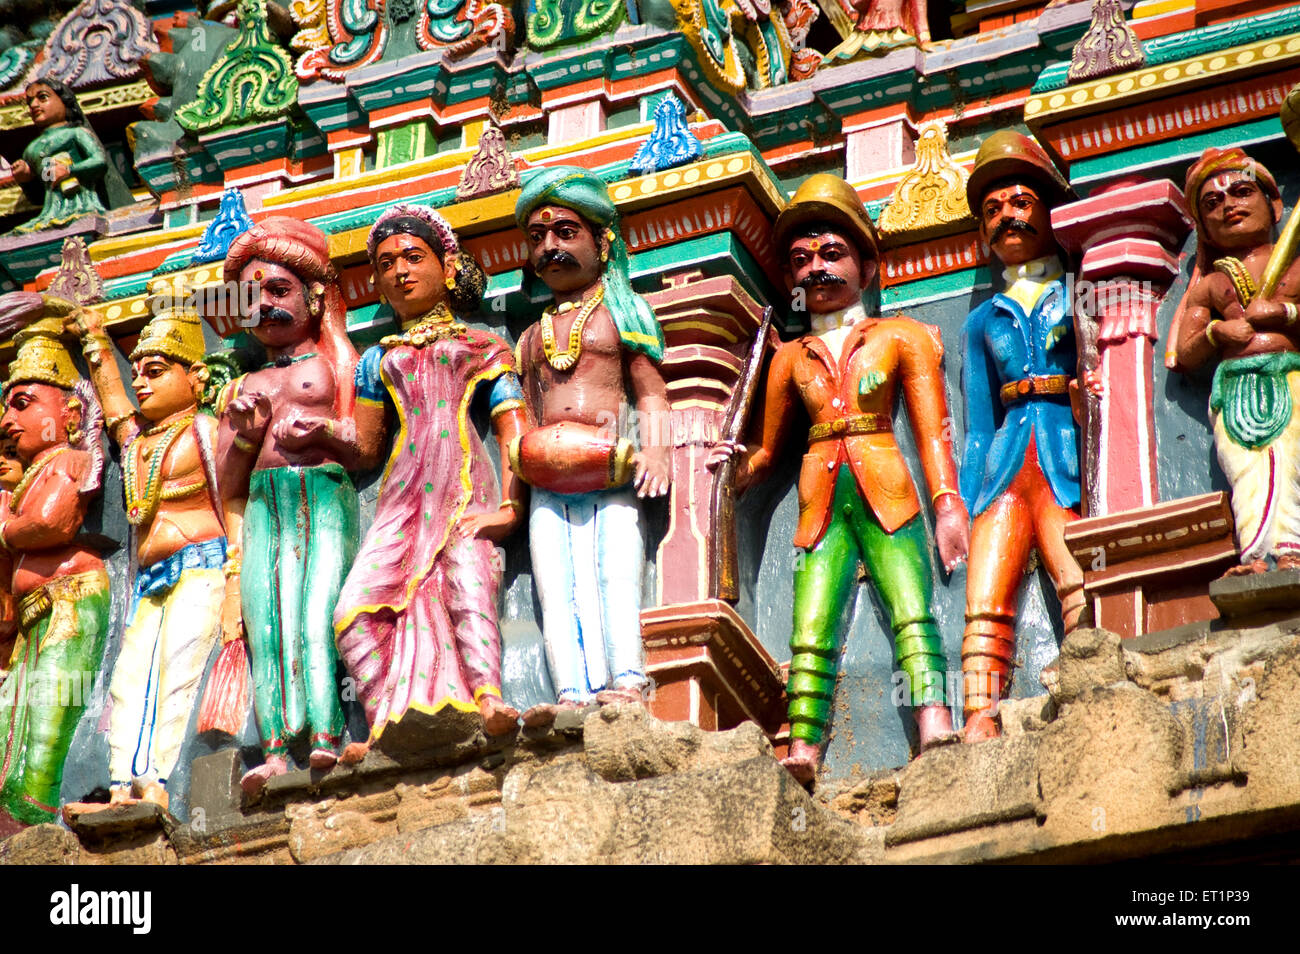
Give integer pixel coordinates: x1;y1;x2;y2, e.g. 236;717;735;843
1;0;1299;863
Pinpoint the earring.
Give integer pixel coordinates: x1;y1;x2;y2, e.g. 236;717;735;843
444;253;458;291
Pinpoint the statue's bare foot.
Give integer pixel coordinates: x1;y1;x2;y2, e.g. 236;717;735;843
916;704;960;752
339;741;370;766
522;703;557;728
522;699;585;728
240;755;289;797
1277;554;1300;572
780;739;821;787
1224;559;1269;577
595;687;643;706
309;748;338;771
479;695;521;736
963;708;1000;743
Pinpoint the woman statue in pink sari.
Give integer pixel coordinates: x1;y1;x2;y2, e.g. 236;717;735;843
334;205;527;760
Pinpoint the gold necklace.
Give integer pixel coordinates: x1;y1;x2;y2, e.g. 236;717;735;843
380;303;466;350
123;414;194;526
541;285;604;372
9;446;72;514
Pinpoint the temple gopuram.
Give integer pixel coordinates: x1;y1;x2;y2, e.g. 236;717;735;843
0;0;1298;867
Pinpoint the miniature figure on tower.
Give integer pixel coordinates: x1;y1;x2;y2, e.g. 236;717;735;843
333;204;527;758
710;173;969;784
511;167;671;725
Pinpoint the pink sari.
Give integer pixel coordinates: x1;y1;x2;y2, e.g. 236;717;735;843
335;330;513;736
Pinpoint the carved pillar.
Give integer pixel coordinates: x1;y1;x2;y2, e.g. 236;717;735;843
641;270;765;605
1051;177;1193;516
1052;178;1218;640
637;270;786;737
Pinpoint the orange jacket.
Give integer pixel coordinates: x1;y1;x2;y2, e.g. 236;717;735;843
743;316;962;549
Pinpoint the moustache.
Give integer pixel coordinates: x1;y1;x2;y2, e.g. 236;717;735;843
797;270;848;289
249;306;297;327
989;217;1038;245
537;249;582;270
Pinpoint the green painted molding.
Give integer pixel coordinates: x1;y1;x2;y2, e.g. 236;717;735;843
1068;115;1283;184
882;265;991;311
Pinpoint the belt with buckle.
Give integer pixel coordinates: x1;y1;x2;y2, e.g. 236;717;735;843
999;374;1072;407
807;413;892;442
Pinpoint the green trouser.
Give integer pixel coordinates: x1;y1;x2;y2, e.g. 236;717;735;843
0;571;109;825
244;464;358;755
789;467;946;747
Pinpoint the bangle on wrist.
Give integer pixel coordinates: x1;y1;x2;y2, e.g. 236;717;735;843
222;558;242;578
931;489;960;506
1285;304;1298;326
1205;320;1222;347
232;434;256;453
499;498;523;513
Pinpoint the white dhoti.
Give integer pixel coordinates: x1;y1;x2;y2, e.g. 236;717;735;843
108;541;225;787
1212;370;1300;563
529;486;647;703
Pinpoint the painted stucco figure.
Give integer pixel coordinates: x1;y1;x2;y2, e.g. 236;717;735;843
216;217;362;795
7;80;110;234
824;0;929;62
512;166;671;725
333;205;526;760
709;173;969;784
959;131;1086;743
0;313;108;828
70;294;225;812
1171;148;1300;575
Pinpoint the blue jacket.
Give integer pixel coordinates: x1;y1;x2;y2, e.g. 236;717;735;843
959;280;1081;517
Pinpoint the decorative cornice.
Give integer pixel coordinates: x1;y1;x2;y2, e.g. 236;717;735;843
1026;33;1300;127
47;237;104;304
1033;4;1300;92
175;0;298;133
455;122;521;201
1067;0;1144;84
877;120;972;243
21;0;158;92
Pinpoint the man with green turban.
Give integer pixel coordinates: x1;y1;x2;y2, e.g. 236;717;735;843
511;166;671;724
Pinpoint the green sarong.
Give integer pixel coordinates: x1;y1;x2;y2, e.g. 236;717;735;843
0;570;109;825
1210;351;1300;449
243;464;359;755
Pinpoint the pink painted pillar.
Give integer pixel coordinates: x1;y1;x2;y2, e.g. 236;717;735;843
1051;178;1193;517
641;271;766;605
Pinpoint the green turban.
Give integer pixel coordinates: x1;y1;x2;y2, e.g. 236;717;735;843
515;166;665;362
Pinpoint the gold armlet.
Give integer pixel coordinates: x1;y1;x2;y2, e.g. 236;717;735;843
105;411;135;431
1204;321;1222;348
222;558;242;578
1285;304;1299;327
490;398;526;420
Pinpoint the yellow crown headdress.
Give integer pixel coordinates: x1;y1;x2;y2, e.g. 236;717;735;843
5;315;78;392
130;297;205;365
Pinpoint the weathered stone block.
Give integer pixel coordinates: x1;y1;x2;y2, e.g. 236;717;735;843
0;824;81;865
1239;636;1300;809
288;807;392;864
582;703;771;782
1046;627;1126;705
887;735;1040;845
1037;684;1184;842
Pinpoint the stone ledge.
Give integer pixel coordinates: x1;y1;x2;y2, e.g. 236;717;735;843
6;616;1300;864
